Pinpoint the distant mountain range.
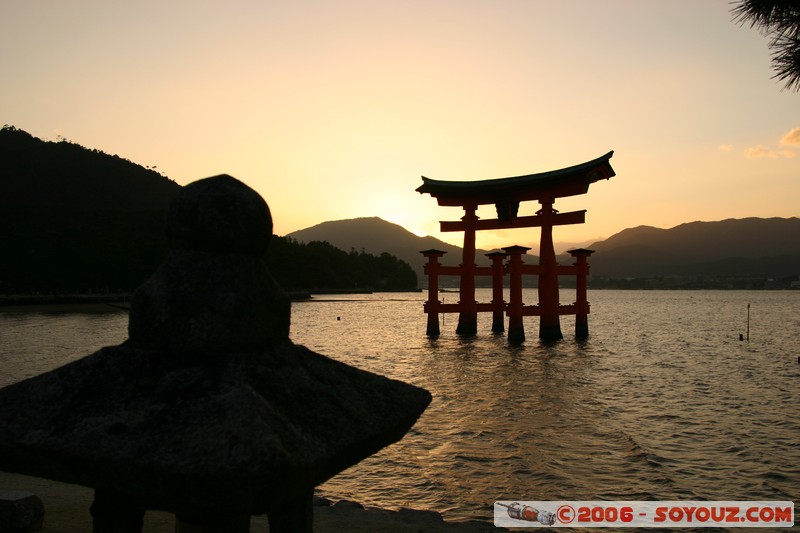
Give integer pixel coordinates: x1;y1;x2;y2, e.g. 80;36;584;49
288;216;800;287
4;125;797;293
586;218;800;279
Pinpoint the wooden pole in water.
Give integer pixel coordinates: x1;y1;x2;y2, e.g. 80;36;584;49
747;303;750;341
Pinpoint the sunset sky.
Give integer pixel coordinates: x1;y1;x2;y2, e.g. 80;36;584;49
2;0;798;250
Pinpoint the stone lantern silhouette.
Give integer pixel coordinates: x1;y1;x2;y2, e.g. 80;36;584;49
0;175;431;532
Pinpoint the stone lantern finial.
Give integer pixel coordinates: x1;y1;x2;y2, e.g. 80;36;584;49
128;174;290;352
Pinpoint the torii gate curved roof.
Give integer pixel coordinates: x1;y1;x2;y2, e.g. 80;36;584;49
417;150;614;206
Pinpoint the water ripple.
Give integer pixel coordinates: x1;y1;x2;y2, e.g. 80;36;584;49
2;289;799;527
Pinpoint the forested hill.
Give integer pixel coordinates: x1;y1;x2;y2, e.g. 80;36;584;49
0;126;179;211
0;126;418;294
266;237;417;292
0;126;181;292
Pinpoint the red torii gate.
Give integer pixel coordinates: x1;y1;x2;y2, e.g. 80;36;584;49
416;151;615;341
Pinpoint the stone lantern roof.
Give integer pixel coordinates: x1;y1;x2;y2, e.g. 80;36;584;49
0;175;431;532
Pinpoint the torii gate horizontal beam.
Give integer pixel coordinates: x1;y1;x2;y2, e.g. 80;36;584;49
439;209;586;232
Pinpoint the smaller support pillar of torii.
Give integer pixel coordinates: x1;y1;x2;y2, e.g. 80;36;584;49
421;249;447;336
504;245;530;343
486;251;507;333
568;248;594;339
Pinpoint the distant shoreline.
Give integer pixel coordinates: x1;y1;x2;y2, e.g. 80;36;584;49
0;292;356;307
1;285;795;309
0;289;427;310
0;294;131;307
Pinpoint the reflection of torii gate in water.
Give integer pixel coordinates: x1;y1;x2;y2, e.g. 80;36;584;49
416;151;615;341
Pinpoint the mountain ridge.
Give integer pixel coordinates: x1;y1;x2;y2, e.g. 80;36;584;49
288;216;800;286
587;217;800;279
287;217;510;284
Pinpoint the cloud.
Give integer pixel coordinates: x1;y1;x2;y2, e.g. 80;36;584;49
780;128;800;146
743;145;796;159
739;128;800;159
719;144;734;152
744;145;778;158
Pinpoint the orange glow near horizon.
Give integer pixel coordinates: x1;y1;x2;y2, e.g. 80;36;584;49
1;1;798;251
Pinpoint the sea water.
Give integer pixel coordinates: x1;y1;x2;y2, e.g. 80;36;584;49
1;290;798;525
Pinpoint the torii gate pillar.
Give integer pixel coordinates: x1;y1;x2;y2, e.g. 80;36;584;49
537;199;563;341
456;206;479;335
